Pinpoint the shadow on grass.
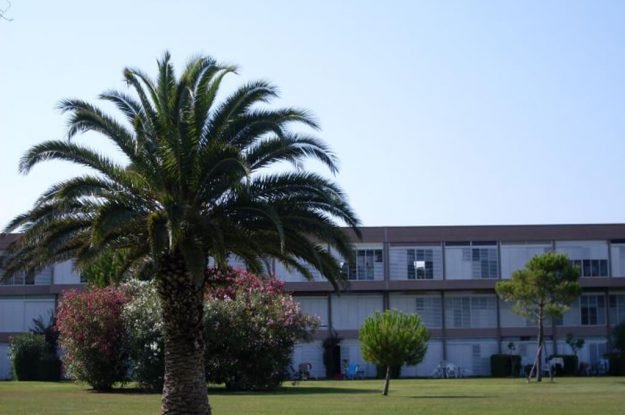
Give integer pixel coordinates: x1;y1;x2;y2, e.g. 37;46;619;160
86;387;161;395
90;385;377;396
207;386;379;396
410;395;490;399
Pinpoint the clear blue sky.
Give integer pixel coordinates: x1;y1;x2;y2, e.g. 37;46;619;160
1;1;625;228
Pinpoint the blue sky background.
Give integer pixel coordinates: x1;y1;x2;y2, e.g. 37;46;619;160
1;1;624;227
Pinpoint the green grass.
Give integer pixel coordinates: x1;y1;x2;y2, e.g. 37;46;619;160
1;378;624;415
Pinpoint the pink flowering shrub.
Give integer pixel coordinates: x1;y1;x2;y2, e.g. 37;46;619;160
56;288;130;390
204;268;319;390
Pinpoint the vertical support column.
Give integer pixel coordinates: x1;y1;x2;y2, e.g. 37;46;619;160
441;242;446;281
605;288;611;346
608;241;613;278
327;293;333;332
497;241;502;280
383;228;390;282
496;297;502;354
441;290;447;361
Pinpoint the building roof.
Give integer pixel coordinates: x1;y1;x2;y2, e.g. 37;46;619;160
348;223;625;243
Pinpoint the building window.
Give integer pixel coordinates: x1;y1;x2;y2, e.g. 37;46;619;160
581;295;606;325
407;249;434;279
462;247;498;279
571;259;608;277
345;249;383;281
415;296;442;328
556;241;609;278
445;296;497;328
445;242;498;279
609;295;625;324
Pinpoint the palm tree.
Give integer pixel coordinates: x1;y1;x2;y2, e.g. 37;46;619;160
2;53;360;415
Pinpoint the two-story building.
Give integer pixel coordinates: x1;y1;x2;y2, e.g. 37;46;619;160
285;224;625;378
2;224;625;379
0;234;82;379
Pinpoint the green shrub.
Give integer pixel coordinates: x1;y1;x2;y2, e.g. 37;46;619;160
122;281;164;391
604;352;625;376
10;334;46;380
490;354;521;377
612;321;625;353
56;288;130;391
203;268;318;391
38;353;63;381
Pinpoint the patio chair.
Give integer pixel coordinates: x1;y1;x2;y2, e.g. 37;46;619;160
445;363;459;378
345;363;363;380
298;362;312;380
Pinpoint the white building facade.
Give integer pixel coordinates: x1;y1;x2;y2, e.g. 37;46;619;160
0;234;82;379
284;224;625;377
2;224;625;379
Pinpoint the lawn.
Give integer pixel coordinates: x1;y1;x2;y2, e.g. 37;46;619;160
1;378;624;415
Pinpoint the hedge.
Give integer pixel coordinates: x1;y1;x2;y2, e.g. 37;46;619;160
10;333;61;381
490;354;521;377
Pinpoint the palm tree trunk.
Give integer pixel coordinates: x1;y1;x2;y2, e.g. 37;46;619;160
157;252;210;415
382;365;391;396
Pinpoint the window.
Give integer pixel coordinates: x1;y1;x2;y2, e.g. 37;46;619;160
557;241;609;277
609;295;625;324
581;295;606;325
389;245;443;280
445;295;497;328
445;242;498;279
415;296;442;328
407;249;434;279
344;249;383;281
463;247;498;279
571;259;608;277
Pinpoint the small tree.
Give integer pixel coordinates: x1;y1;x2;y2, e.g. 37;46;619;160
359;310;429;396
565;333;585;357
613;321;625;353
496;252;581;382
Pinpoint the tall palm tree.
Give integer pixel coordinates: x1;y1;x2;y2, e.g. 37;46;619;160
2;53;360;415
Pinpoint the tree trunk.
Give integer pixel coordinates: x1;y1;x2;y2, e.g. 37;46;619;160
536;310;544;383
382;365;391;396
157;252;211;415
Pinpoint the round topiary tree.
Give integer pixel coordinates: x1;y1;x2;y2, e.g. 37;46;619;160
359;310;429;396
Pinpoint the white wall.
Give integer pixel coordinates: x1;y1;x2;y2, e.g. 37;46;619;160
53;261;81;285
389;293;442;328
296;296;328;328
500;243;551;279
611;245;625;277
331;294;383;330
556;240;608;261
274;260;324;283
0;343;11;380
446;338;499;376
401;340;443;377
499;301;530;328
291;340;324;379
445;294;497;328
0;297;55;332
